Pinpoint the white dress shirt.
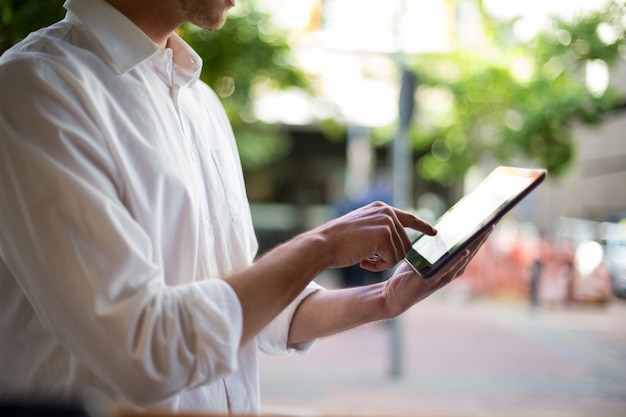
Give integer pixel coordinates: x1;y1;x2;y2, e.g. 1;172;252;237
0;0;320;413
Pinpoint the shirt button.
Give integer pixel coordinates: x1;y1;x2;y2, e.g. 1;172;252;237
190;150;198;162
203;218;211;232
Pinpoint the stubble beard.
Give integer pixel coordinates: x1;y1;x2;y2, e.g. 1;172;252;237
180;0;230;31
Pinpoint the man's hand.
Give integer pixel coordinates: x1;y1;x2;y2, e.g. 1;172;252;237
314;201;436;272
287;222;493;347
382;226;493;318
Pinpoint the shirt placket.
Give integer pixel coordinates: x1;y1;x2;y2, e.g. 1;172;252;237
162;56;214;281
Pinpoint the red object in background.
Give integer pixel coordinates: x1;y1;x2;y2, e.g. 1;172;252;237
451;225;612;305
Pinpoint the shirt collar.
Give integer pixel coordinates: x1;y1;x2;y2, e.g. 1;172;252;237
166;32;203;87
63;0;202;85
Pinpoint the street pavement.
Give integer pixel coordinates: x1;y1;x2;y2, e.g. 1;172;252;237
258;274;626;417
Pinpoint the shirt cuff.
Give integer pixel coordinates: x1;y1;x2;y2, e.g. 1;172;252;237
256;281;324;356
184;279;243;383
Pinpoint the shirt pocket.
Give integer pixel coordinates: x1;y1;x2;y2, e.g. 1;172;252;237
210;148;244;226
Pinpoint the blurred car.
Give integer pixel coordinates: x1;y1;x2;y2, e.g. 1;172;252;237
609;257;626;298
598;221;626;299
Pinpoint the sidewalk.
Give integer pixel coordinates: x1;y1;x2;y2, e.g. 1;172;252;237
258;281;626;417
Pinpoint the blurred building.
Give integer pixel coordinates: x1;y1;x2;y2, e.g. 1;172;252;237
537;97;626;227
250;0;626;254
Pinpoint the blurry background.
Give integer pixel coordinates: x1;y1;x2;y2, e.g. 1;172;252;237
2;0;626;415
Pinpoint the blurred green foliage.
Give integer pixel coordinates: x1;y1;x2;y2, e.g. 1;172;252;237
0;0;64;52
401;0;626;185
180;0;313;170
0;0;311;171
3;0;625;185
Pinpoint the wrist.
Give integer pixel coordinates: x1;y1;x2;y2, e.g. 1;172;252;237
299;229;334;270
381;278;408;320
372;280;398;321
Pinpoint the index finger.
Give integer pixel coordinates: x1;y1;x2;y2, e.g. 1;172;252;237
394;208;437;236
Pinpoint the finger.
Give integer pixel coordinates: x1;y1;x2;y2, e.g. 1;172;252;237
453;252;473;278
436;230;488;282
394;208;436;236
382;207;433;263
438;248;472;279
381;214;409;262
367;203;411;263
389;209;414;257
466;226;494;257
360;257;390;272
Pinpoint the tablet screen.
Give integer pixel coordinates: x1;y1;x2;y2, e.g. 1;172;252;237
405;166;545;277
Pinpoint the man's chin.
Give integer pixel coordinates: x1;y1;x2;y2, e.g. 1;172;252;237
193;14;228;31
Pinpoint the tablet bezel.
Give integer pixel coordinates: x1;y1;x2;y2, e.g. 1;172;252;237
404;166;546;278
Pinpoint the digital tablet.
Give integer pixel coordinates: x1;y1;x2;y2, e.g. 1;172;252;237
405;166;546;278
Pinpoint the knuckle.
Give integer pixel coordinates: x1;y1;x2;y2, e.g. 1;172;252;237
370;200;387;208
372;201;392;216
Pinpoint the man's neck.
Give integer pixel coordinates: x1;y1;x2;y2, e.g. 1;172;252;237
104;0;182;48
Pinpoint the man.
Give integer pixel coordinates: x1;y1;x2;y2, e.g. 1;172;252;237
0;0;489;414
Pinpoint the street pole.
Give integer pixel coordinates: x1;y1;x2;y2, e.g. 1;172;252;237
389;67;417;378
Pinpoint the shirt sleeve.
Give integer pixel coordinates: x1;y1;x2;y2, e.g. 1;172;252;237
0;58;242;406
256;281;324;355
